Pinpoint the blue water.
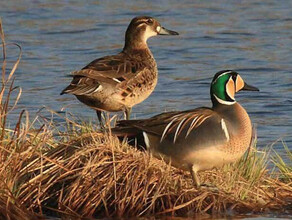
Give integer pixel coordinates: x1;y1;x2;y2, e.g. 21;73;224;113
1;0;291;150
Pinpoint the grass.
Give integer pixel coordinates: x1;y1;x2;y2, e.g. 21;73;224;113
272;141;292;182
0;19;292;219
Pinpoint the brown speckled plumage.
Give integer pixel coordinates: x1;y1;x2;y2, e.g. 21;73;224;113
71;49;157;112
61;16;178;126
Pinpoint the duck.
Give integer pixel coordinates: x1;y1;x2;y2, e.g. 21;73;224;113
60;16;179;128
113;70;259;189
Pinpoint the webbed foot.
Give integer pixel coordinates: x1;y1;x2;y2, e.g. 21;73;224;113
199;183;219;192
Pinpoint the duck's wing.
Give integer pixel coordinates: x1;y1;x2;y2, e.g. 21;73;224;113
116;107;229;145
61;53;151;96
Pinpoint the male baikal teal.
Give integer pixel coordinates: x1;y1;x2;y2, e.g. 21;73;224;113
61;16;178;128
114;70;259;189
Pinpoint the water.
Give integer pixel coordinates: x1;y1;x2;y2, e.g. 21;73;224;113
1;0;292;150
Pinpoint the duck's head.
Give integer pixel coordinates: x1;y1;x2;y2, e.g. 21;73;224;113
210;70;259;106
124;16;179;50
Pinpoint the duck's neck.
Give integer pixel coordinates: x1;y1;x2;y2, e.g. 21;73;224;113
213;102;239;117
123;29;151;52
123;39;149;51
122;42;153;59
213;102;250;131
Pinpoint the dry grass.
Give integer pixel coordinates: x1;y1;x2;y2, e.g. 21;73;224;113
0;19;292;219
14;131;292;218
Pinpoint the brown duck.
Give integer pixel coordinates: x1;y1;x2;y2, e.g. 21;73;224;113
113;70;259;188
61;16;179;127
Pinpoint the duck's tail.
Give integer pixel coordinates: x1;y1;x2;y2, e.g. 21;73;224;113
111;120;147;150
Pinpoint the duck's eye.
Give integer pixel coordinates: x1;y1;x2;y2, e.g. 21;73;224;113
146;18;153;24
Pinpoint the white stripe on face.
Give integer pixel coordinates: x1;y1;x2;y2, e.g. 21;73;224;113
213;94;236;105
143;26;157;42
156;26;161;33
212;71;232;84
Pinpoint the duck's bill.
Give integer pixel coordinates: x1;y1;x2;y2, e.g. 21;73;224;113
158;27;179;35
242;83;259;91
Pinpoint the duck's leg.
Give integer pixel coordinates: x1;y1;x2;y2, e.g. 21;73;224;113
190;164;219;192
96;110;105;129
124;107;132;120
189;165;201;189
